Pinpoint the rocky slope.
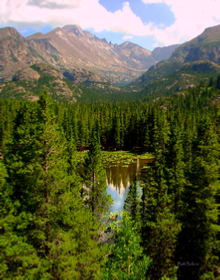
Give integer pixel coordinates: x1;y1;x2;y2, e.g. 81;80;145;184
171;24;220;63
0;25;179;86
0;63;82;103
26;25;156;85
127;24;220;95
0;63;135;103
0;27;43;83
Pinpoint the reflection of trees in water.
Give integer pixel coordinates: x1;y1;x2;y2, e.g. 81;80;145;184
106;167;132;194
106;159;153;193
79;159;152;195
106;159;143;193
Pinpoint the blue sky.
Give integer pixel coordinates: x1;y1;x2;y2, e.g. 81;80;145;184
1;0;220;50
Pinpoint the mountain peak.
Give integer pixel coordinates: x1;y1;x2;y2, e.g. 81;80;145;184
120;41;136;48
0;26;24;42
63;25;85;37
26;32;44;40
204;24;220;33
109;41;114;48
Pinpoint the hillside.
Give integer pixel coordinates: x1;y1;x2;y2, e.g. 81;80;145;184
0;25;164;86
0;27;44;83
171;24;220;63
0;63;143;103
127;24;220;96
0;63;81;103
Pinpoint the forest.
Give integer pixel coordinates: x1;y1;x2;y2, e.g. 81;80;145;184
0;75;220;279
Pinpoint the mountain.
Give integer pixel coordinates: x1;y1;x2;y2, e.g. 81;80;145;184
26;25;159;85
0;25;162;86
112;41;156;69
127;24;220;95
171;25;220;63
0;63;81;103
0;63;142;103
0;27;43;83
152;44;180;61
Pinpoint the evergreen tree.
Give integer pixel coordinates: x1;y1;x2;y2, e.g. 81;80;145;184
143;123;151;152
100;211;151;280
83;136;113;219
123;179;141;225
141;164;180;279
0;149;43;279
166;122;186;215
176;115;220;279
141;109;181;279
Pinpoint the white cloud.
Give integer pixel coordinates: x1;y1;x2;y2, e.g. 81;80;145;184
1;0;220;47
142;0;163;3
141;0;220;46
123;35;133;40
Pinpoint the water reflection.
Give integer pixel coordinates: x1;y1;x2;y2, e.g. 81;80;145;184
77;157;153;213
106;158;153;213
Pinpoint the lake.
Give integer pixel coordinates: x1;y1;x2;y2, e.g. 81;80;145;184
106;158;153;213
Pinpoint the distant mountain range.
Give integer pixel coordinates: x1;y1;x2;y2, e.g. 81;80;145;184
1;23;220;103
0;25;179;86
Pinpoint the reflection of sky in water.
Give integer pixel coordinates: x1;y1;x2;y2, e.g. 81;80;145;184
106;158;152;213
107;183;130;213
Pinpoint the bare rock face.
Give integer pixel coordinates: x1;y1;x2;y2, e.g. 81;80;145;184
0;63;80;103
26;25;156;85
113;41;156;69
63;68;110;85
179;84;196;90
0;25;178;86
174;92;185;97
13;67;40;81
127;25;220;96
0;27;44;82
0;26;137;84
33;63;64;79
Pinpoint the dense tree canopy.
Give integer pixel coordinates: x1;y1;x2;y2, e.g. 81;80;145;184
1;75;220;279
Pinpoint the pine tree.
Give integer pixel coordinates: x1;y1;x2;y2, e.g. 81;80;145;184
0;153;43;278
141;164;180;279
166;121;186;215
176;115;220;279
100;211;151;280
141;109;181;279
83;136;113;219
3;92;105;278
123;179;141;225
143;123;151;152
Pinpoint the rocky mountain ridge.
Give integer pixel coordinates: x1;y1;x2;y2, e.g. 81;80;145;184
127;24;220;96
171;25;220;63
0;25;178;85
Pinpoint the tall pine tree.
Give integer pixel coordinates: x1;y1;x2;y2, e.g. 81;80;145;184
83;136;113;219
